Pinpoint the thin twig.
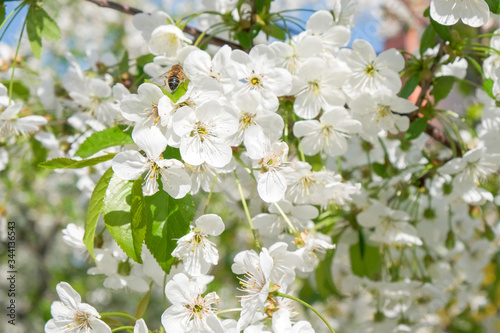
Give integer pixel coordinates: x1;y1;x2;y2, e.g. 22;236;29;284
85;0;243;50
425;122;462;157
86;0;142;14
404;40;463;157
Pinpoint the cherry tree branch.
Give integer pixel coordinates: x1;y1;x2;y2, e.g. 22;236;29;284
405;41;463;157
85;0;143;14
84;0;243;50
425;122;462;156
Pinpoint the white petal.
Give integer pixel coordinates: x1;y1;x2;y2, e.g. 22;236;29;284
258;171;287;203
195;214;225;236
133;126;168;159
56;282;81;309
112;151;148;180
159;165;192;198
180;136;205;166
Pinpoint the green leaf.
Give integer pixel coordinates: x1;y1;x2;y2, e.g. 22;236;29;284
26;6;42;59
405;117;428;140
145;190;194;274
117;51;129;74
483;78;495;99
163;146;182;160
431;75;455;103
249;24;261;38
262;23;286;41
350;232;381;279
130;178;147;261
486;0;500;14
399;74;420;99
420;24;436;56
38;154;116;169
255;0;272;13
103;176;145;263
430;17;451;41
0;5;5;24
84;168;114;258
30;137;48;167
0;81;29;100
37;7;61;41
315;250;339;299
235;30;252;49
372;162;388;178
423;6;430;18
171;80;189;103
25;5;61;59
136;53;155;69
75;125;133;158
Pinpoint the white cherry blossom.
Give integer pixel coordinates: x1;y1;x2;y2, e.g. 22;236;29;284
270;34;323;75
349;91;417;139
172;214;225;276
305;10;351;53
231;249;274;331
45;282;111;333
357;201;423;246
339;39;404;97
148;25;191;56
0;102;47;140
183;45;238;94
293;106;361;156
295;232;335;273
119;82;165;129
430;0;489;28
231;44;292;111
112;126;191;197
253;200;317;241
161;273;224;333
247;137;290;203
291;57;348;119
228;91;284;147
173;100;238;168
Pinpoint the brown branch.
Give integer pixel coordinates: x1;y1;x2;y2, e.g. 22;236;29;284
85;0;243;50
403;40;463;157
86;0;142;14
425;122;462;157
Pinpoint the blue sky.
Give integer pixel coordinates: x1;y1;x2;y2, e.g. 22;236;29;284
1;1;27;45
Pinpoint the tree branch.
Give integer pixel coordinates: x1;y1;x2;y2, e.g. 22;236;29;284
403;40;463;157
425;122;462;156
86;0;142;14
85;0;243;50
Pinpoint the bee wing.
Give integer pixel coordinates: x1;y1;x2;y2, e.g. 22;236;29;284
149;72;170;90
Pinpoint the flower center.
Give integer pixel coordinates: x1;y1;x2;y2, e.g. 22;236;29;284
308;81;321;96
240;112;255;130
365;63;377;77
191;121;211;142
376;104;391;120
72;309;92;330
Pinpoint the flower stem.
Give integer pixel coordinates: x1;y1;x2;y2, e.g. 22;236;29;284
203;174;218;214
111;326;134;332
9;11;27;104
273;202;300;237
101;312;137;321
275;291;336;333
234;170;262;251
218;307;243;315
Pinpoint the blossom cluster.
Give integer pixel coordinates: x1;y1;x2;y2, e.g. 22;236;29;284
3;0;500;332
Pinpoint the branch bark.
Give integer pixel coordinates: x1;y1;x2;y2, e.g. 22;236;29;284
85;0;243;50
404;41;463;157
425;122;462;156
